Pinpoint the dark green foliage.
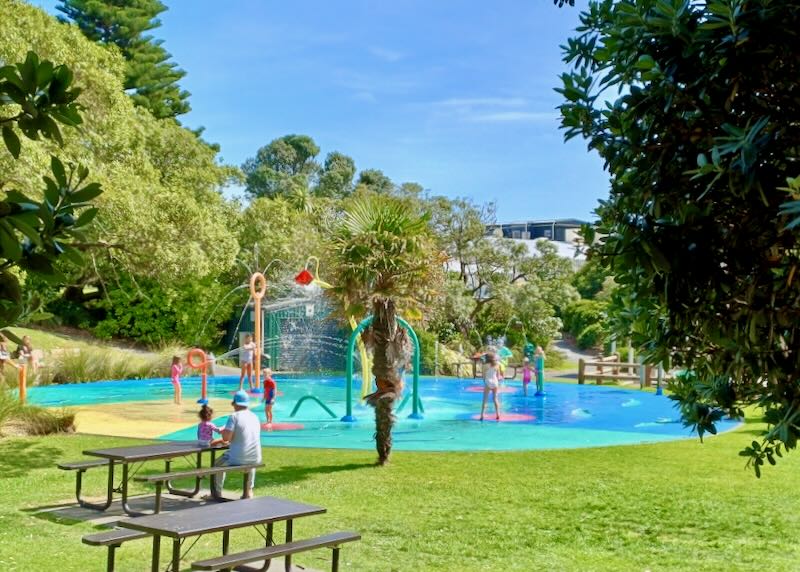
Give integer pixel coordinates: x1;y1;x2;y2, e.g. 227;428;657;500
576;323;604;350
562;299;605;340
242;134;321;198
316;151;356;198
57;0;190;118
356;169;394;195
87;276;240;348
572;258;609;299
1;51;101;338
558;0;800;473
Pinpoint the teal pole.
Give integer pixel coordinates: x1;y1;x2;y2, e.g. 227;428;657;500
344;315;423;422
343;316;373;422
397;317;422;420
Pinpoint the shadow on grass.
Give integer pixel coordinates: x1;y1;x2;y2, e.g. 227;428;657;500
260;462;375;486
0;439;62;479
24;494;218;527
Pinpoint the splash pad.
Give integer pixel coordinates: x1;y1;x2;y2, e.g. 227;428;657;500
27;375;739;452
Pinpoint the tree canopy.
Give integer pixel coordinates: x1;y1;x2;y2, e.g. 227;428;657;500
242;134;321;199
57;0;190;118
1;50;102;332
559;0;800;474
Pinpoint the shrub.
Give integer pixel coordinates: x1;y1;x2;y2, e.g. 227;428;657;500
562;299;606;338
42;345;184;384
577;323;604;350
0;388;75;437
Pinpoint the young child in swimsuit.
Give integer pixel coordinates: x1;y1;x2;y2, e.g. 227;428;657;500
171;355;183;405
262;368;277;425
239;334;256;391
522;357;533;396
480;353;502;421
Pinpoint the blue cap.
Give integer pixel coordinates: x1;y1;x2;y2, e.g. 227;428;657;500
232;390;250;407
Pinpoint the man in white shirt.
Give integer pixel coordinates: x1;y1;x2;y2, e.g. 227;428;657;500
211;390;262;499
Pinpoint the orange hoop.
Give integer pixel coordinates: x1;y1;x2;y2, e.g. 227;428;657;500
187;348;207;369
249;272;267;300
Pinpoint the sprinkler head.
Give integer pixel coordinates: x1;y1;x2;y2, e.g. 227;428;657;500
294;268;314;285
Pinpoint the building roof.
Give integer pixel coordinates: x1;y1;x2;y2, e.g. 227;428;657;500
489;218;590;227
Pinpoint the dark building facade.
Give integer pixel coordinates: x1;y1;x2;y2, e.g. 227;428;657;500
486;219;587;243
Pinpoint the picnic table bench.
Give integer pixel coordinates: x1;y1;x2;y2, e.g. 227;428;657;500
82;528;150;572
59;441;228;516
192;531;361;572
117;496;328;572
134;463;264;512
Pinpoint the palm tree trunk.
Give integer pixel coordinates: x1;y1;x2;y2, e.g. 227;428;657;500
366;297;405;465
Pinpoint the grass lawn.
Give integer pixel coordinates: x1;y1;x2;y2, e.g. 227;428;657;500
1;423;798;571
5;327;94;352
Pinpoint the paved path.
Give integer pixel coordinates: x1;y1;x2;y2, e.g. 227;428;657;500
552;338;597;363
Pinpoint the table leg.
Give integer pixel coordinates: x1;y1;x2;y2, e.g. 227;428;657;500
257;523;274;572
222;530;230;555
75;461;115;511
166;452;202;497
151;535;160;572
121;462;147;517
171;539;181;572
284;520;293;572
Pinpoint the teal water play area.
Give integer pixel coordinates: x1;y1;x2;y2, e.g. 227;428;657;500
25;375;739;451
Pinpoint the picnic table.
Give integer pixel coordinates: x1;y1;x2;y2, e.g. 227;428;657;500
118;496;326;572
80;441;228;516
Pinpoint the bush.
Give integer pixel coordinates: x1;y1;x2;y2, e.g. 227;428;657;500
41;345;184;384
562;299;606;338
577;323;604;350
0;388;75;437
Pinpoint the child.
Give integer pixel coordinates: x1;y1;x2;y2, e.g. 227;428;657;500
170;355;183;405
480;353;502;421
14;335;36;373
262;368;277;425
238;334;256;391
534;346;546;395
197;404;222;446
0;334;9;373
522;357;533;396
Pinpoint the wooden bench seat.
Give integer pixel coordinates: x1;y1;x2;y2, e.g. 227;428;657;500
191;531;361;572
134;463;264;511
581;373;640;383
83;528;150;572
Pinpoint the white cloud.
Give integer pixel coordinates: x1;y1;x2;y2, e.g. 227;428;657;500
368;46;406;62
470;111;558;123
427;97;555;124
435;97;527;108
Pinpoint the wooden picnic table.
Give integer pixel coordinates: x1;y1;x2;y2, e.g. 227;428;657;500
82;441;228;517
118;496;326;572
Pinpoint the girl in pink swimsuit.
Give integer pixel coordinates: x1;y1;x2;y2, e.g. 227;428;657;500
171;355;183;405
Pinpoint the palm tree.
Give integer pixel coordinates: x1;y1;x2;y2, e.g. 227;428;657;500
328;195;439;465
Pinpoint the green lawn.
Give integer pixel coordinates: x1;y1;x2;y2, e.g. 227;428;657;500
0;425;798;571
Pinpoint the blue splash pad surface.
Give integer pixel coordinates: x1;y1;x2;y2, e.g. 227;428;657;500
26;375;739;451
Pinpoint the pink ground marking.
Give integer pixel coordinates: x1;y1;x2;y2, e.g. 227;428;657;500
464;385;516;394
470;413;535;422
261;422;304;431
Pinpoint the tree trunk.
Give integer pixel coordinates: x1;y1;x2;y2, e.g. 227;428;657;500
366;297;405;465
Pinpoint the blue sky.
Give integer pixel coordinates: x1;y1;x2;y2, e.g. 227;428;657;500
34;0;607;222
